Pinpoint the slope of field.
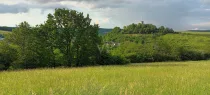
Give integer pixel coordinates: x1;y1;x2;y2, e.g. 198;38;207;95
0;30;10;34
1;61;210;95
179;31;210;37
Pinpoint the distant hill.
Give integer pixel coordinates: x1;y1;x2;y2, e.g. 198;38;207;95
99;28;112;35
0;26;15;32
0;26;112;35
188;30;210;32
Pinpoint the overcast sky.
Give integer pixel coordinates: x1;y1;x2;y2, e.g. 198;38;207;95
1;0;210;30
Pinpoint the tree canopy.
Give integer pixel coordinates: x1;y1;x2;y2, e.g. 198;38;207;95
121;23;174;34
0;8;122;70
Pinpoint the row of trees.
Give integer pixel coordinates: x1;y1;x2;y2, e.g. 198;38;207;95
122;23;174;34
0;8;127;70
0;26;14;31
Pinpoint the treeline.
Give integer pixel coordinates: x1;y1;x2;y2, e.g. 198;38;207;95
0;27;14;32
188;30;210;32
99;28;113;35
122;23;175;34
103;25;210;63
0;8;127;70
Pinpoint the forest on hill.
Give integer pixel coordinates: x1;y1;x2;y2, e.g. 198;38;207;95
103;26;210;63
1;8;210;70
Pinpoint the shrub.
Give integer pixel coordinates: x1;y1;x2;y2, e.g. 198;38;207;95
99;49;129;65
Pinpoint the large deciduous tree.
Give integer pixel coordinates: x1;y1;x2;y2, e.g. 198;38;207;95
44;8;101;66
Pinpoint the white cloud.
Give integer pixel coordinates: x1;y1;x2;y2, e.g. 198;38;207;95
0;0;26;5
0;9;52;26
191;28;199;30
60;1;95;9
205;9;210;11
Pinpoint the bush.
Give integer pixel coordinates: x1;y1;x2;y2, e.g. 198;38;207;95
179;50;207;61
99;50;129;65
153;53;178;62
127;54;154;63
0;64;5;70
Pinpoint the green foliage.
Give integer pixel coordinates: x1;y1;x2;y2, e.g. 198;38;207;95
4;22;40;69
0;8;118;70
103;30;210;63
121;23;174;34
0;41;18;70
99;48;129;65
103;27;124;43
53;49;65;66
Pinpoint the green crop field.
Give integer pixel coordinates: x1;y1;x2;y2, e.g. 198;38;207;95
1;61;210;95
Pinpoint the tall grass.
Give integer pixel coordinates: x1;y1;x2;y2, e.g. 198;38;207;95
1;61;210;95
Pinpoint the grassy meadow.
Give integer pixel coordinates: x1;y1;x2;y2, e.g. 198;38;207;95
1;61;210;95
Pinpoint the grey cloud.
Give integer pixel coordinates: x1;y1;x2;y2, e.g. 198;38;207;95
0;4;29;14
96;0;201;30
27;0;126;3
1;0;210;30
92;1;130;8
0;2;69;14
0;0;131;14
26;0;131;8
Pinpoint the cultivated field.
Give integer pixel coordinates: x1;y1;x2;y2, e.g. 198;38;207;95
1;61;210;95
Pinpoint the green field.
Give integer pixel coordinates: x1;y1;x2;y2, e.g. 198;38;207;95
1;61;210;95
